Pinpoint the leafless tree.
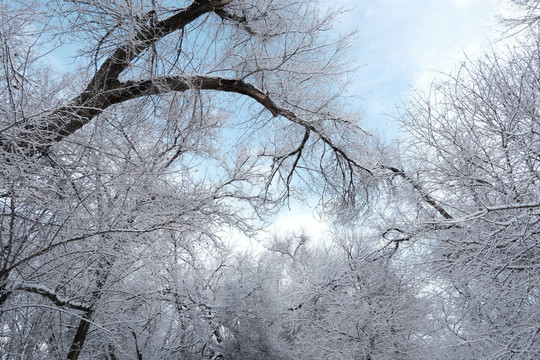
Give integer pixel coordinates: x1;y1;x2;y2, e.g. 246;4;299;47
0;0;375;358
387;32;540;358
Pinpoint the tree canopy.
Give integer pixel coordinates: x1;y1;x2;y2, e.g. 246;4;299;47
1;0;540;359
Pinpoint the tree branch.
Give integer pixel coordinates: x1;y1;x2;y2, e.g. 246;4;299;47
381;165;453;220
12;282;91;312
83;0;227;94
215;8;258;36
6;72;370;190
0;0;229;155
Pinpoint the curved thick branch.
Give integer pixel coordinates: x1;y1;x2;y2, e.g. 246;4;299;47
83;0;229;94
7;73;369;185
113;75;280;117
1;0;230;154
9;75;280;153
12;282;91;312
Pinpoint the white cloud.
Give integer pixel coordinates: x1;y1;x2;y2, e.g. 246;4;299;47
271;205;328;242
331;0;500;135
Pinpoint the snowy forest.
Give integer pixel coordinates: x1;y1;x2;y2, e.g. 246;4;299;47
1;0;540;359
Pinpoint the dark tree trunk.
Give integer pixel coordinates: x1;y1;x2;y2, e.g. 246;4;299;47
66;310;93;360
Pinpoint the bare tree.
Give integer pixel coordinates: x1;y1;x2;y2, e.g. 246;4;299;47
0;0;375;358
261;229;434;359
501;0;540;34
387;32;540;358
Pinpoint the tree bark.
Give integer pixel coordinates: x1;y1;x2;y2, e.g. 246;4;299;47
66;310;93;360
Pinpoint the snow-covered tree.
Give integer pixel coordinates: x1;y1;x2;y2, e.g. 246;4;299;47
388;28;540;359
0;1;374;358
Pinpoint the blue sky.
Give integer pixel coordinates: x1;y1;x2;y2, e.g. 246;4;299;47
334;0;499;138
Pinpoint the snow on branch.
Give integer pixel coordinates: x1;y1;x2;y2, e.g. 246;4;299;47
11;282;91;312
381;164;453;220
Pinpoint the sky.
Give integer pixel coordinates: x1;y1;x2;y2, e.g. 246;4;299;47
271;0;503;241
333;0;500;137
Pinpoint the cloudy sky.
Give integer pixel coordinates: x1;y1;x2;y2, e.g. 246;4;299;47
334;0;500;137
272;0;504;240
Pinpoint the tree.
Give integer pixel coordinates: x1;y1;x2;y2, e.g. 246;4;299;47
387;28;540;359
502;0;540;33
0;0;374;358
258;230;435;359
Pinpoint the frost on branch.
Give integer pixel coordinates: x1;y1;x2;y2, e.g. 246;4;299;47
0;1;375;358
